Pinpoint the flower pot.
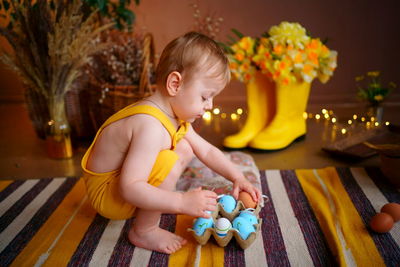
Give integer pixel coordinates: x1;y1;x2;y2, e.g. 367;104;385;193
367;104;384;124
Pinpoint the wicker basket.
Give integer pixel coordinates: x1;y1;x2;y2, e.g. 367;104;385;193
87;33;157;131
65;77;96;140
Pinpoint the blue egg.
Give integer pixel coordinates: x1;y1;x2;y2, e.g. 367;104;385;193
238;210;258;225
218;195;236;213
232;217;256;240
193;217;214;236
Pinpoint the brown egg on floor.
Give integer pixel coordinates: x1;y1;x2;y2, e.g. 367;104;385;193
381;203;400;222
369;212;394;233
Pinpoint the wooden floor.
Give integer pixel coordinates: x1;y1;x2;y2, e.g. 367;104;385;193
1;101;399;180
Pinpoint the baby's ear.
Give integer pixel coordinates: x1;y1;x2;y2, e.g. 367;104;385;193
166;71;182;96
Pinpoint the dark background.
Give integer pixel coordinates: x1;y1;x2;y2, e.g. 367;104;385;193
1;0;399;108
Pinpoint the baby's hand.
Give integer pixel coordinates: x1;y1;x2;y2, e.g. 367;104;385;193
181;187;217;218
231;176;262;203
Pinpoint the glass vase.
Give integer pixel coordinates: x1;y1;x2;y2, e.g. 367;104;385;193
45;97;73;159
367;104;384;124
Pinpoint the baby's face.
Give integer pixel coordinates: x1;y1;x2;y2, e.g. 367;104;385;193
171;69;226;123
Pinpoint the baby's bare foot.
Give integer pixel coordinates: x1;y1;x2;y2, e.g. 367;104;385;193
128;226;187;254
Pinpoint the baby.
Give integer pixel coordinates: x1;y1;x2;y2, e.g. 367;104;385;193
81;32;262;254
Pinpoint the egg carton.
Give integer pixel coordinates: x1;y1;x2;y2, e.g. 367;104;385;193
187;201;262;249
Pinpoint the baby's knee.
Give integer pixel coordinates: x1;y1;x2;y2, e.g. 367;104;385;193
175;139;194;166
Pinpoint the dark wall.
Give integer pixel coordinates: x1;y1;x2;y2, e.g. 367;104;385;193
1;0;399;107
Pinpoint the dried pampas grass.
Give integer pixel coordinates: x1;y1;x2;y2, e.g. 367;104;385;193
0;0;113;101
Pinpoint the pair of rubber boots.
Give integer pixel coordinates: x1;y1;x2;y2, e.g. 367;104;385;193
223;72;310;151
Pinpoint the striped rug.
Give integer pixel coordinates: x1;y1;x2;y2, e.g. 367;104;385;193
1;167;399;267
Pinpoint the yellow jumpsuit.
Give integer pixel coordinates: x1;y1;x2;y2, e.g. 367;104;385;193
81;104;189;220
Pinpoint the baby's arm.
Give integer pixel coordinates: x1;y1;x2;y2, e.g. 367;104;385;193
184;125;262;202
119;116;216;218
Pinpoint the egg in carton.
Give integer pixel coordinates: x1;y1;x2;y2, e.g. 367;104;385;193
187;194;262;249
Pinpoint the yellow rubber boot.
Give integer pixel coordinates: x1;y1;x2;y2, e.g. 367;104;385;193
249;81;310;150
223;72;276;149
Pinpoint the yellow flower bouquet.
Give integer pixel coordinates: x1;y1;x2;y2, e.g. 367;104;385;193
224;22;338;84
356;71;396;105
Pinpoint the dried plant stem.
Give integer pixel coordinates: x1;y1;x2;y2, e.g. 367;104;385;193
0;0;113;101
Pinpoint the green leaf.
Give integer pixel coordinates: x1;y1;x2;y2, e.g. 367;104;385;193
217;41;234;54
227;35;237;44
114;18;123;30
123;9;135;25
261;31;270;38
97;0;108;14
116;4;135;25
231;28;244;39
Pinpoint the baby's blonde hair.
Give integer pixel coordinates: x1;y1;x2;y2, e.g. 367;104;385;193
156;32;230;88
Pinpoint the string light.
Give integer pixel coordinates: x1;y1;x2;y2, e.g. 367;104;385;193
200;108;244;122
298;108;392;143
202;111;212;121
201;107;391;136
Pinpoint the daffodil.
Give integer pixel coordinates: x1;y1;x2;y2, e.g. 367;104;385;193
355;76;364;82
356;70;396;105
238;37;256;55
374;95;383;101
268;21;310;49
225;22;337;84
367;71;380;77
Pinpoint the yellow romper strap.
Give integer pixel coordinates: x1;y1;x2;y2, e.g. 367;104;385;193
100;104;188;150
81;103;190;172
